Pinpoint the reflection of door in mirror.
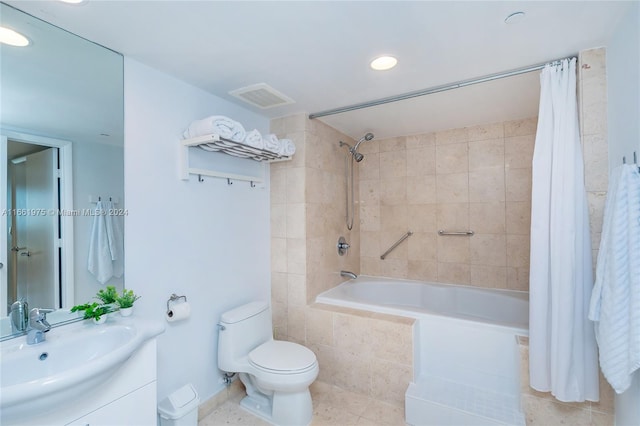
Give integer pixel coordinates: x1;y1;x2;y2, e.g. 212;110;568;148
7;142;60;313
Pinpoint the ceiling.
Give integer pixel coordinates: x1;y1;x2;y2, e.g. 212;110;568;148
4;1;634;140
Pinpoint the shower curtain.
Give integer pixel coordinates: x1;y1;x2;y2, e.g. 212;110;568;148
528;58;599;402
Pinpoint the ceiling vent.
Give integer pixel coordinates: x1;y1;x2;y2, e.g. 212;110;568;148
229;83;295;109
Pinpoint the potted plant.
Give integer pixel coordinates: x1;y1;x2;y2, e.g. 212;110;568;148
70;302;113;324
116;289;140;317
96;285;118;305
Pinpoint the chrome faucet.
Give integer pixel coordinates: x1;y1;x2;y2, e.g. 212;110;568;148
10;299;29;333
26;308;53;345
340;270;357;280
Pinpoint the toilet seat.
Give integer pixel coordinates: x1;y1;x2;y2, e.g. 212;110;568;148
249;340;317;374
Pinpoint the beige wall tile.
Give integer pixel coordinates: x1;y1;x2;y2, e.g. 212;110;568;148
272;301;288;339
270;167;287;204
360;205;381;232
286;167;306;203
408;260;438;281
583;134;608;192
437;235;470;263
505;168;532;202
470;234;507;266
287;306;306;342
507;266;529;291
469;202;506;234
359;152;380;181
407;146;436;176
370;359;412;404
379;136;406;153
287;238;307;274
437;262;470;284
379;150;407;179
360;231;381;258
380;177;407;205
271;237;287;273
436;143;469;174
506;201;532;235
579;48;607;81
306;308;333;346
288;273;307;307
360;256;381;276
468;122;504;141
437;203;469;230
437;173;469;203
435;127;469;145
406;132;435;149
271;272;288;305
286;203;306;238
408;232;437;261
468;138;504;171
407;204;437;232
505;135;535;169
522;395;591;426
407;175;437;204
469;168;505;202
506;235;530;268
380;258;409;278
380;205;409;233
332;350;373;395
504;117;538;137
271;203;287;238
360;179;380;207
470;265;507;288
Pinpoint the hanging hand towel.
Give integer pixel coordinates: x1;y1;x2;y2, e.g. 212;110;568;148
87;201;114;284
104;200;124;279
589;164;640;394
182;115;246;142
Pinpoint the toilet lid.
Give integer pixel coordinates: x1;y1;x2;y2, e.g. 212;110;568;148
249;341;317;372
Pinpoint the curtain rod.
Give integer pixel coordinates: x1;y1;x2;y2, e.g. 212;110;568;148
308;56;577;120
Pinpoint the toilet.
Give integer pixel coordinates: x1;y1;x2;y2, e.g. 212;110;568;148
218;301;319;426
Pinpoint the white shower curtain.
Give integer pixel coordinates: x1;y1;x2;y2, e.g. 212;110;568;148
529;58;599;402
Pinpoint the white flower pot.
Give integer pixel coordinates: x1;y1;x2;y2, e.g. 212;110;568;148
93;316;107;325
120;307;133;317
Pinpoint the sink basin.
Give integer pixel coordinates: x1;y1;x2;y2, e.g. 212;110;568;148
0;316;164;420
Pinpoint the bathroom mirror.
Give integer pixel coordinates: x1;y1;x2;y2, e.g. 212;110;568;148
0;3;124;340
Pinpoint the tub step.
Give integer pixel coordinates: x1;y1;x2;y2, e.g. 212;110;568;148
405;376;525;426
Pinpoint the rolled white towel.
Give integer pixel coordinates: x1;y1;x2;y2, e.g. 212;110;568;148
183;115;246;142
243;129;264;150
263;133;281;154
279;138;296;156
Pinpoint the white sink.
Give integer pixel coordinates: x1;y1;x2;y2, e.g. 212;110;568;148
0;316;164;420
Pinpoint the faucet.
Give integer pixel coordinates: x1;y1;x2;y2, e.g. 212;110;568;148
340;270;357;280
10;299;29;333
26;308;54;345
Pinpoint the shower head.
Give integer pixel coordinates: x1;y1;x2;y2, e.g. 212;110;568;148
353;132;374;153
353;152;364;162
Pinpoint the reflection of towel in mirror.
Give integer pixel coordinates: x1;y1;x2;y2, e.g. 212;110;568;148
104;200;124;278
88;201;113;284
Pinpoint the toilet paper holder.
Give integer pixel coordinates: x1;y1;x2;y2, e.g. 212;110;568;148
167;293;187;312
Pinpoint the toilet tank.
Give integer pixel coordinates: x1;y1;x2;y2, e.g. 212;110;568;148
218;301;273;372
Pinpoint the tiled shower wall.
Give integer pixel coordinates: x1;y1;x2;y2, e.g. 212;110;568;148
269;114;360;342
358;118;536;290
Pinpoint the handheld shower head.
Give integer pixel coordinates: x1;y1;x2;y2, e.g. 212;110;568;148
352;132;374;154
353;152;364;162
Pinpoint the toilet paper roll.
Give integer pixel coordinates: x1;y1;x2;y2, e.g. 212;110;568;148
166;302;191;322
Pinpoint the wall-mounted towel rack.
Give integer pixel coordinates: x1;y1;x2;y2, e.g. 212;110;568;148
89;195;120;204
179;134;291;183
438;230;475;236
380;231;413;260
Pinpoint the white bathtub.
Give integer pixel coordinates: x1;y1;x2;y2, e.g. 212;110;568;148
316;276;529;426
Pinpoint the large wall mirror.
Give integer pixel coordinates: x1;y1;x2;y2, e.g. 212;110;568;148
0;3;124;339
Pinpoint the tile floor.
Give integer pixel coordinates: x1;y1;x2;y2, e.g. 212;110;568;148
198;381;406;426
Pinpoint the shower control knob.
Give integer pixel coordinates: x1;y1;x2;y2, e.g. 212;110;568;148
337;236;350;256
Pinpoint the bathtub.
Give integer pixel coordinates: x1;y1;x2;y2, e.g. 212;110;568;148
316;276;529;426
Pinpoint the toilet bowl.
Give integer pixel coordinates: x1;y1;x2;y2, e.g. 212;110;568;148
218;302;319;426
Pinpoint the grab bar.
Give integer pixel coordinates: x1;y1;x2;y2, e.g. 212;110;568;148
380;231;413;260
438;230;474;236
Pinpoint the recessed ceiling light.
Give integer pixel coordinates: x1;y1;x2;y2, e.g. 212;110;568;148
0;27;29;47
370;56;398;71
504;12;526;24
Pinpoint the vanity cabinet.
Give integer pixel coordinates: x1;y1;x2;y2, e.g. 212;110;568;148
66;382;156;426
13;338;159;426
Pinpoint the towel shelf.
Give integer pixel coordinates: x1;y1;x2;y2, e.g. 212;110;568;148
179;133;292;182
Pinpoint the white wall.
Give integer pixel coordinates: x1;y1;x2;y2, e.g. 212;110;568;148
606;3;640;426
607;1;640;171
123;58;271;403
73;141;125;304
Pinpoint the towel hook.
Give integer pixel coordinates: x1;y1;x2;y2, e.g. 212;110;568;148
227;178;233;185
198;174;204;183
250;181;256;188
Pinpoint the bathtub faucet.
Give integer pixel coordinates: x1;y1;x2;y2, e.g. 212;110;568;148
340;270;357;280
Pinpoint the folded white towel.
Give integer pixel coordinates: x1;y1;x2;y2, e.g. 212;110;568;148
279;138;296;156
589;164;640;393
263;133;281;154
243;129;264;150
183;115;246;142
88;201;113;285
